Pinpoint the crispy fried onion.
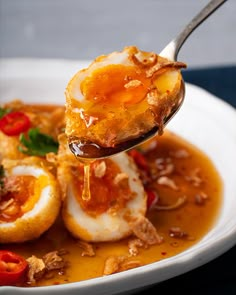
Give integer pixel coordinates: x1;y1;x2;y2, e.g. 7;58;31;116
26;250;67;284
128;238;147;256
103;255;142;275
26;255;46;284
94;161;106;178
77;240;95;257
157;176;178;190
146;60;187;78
130;215;163;245
185;168;202;187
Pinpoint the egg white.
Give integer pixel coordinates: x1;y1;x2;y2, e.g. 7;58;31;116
0;160;61;243
66;49;132;103
62;153;147;242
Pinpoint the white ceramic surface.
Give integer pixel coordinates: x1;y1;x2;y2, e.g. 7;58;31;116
0;59;236;295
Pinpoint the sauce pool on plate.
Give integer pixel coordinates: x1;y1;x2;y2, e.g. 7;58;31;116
0;102;222;287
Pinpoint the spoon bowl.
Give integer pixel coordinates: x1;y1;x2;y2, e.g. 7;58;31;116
69;0;226;160
69;80;185;159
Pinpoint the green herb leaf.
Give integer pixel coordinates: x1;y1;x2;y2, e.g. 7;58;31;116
18;128;59;156
0;107;11;119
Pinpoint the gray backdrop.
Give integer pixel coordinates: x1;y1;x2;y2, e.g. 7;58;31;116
0;0;235;67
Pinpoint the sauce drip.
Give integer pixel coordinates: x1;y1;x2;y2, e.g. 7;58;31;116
71;158;133;215
81;162;91;201
76;158;94;201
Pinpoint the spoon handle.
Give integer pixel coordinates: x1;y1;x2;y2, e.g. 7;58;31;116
160;0;227;61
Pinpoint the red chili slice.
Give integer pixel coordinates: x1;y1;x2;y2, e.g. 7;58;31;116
128;149;148;171
0;112;30;136
146;189;158;209
0;250;28;286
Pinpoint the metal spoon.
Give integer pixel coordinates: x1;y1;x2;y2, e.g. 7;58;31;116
69;0;227;159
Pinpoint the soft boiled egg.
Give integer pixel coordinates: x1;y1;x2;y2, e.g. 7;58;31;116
65;46;186;150
0;157;61;243
58;137;147;242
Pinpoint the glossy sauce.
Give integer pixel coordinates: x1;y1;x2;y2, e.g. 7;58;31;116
81;162;91;201
67;63;153;159
71;159;133;215
1;130;223;287
80;64;151;106
66;48;186;157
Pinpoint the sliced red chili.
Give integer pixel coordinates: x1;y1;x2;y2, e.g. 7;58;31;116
0;112;30;136
146;189;158;209
0;250;28;286
128;149;148;171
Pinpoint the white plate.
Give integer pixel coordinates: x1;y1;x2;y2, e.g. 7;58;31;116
1;59;236;295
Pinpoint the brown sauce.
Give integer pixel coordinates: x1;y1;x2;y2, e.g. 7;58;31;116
0;123;223;287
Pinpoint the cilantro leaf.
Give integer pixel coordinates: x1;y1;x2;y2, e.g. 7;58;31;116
0;107;11;119
18;128;59;156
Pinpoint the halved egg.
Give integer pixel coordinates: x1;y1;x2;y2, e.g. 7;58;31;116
65;46;186;151
60;152;147;242
0;157;61;243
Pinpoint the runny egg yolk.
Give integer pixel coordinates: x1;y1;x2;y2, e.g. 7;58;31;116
71;159;134;215
80;64;152;106
0;174;49;222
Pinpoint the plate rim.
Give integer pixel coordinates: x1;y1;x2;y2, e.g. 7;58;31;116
1;58;236;295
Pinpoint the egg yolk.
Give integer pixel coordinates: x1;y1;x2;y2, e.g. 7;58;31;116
0;175;36;222
80;64;152;106
72;159;134;216
0;174;49;222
